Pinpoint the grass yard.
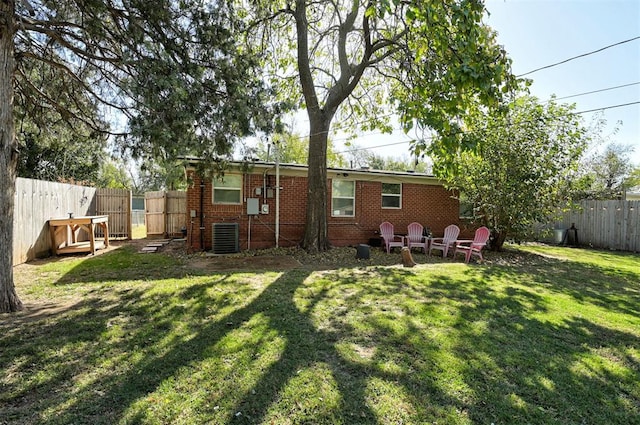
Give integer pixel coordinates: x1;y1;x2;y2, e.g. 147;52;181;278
1;244;639;424
131;225;147;240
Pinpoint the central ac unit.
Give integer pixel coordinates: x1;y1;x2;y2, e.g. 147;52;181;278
212;223;239;254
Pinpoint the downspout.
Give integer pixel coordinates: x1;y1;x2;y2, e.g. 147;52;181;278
246;170;251;250
199;179;205;251
264;144;270;205
275;143;280;247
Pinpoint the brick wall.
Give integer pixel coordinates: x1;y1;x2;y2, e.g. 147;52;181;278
186;169;460;251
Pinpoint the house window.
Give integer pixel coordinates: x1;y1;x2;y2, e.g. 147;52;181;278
332;180;355;217
213;174;242;204
382;183;402;208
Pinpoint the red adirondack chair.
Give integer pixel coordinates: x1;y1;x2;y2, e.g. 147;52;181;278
428;224;460;258
379;221;405;253
454;226;490;263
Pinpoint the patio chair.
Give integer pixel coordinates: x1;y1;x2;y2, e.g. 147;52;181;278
379;221;405;253
454;226;490;263
428;224;460;258
406;222;428;253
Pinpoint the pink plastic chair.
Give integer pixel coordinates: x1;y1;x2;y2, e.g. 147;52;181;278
454;226;490;263
406;222;428;253
379;221;405;253
428;224;460;258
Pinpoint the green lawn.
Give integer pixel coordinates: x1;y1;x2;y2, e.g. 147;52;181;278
1;245;639;424
131;225;147;240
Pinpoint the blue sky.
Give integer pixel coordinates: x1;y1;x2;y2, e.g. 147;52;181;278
485;0;640;165
335;0;640;166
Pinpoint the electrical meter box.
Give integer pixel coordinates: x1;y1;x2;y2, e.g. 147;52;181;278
247;198;259;215
261;204;269;214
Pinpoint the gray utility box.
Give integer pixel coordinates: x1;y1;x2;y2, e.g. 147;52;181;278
247;198;259;215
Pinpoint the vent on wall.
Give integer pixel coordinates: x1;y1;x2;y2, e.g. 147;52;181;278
212;223;239;254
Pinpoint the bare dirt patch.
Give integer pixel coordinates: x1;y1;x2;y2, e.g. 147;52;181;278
137;238;463;271
0;301;81;326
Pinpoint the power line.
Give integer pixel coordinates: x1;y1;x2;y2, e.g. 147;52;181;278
335;139;413;154
336;100;640;155
573;101;640;115
554;81;640;101
259;83;639;157
517;36;640;77
278;82;639;146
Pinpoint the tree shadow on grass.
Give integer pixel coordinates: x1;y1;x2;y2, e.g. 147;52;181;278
3;263;464;424
477;247;640;318
439;276;640;424
3;247;639;424
437;249;640;424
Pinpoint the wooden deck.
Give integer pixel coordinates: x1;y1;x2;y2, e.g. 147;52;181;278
53;241;107;255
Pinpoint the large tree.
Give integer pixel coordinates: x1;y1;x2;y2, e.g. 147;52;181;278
0;0;21;312
1;0;280;313
442;95;589;250
243;0;516;252
573;143;636;200
15;56;108;183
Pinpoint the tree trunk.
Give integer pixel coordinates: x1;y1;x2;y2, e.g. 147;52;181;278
0;0;23;313
301;114;331;253
490;229;507;252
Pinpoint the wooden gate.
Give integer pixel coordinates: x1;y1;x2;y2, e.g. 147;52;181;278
145;191;186;237
96;188;132;239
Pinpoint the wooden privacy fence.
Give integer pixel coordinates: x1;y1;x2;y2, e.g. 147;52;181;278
557;200;640;252
13;178;95;265
145;191;186;238
13;178;132;265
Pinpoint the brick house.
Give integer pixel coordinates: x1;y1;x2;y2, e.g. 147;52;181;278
185;160;461;252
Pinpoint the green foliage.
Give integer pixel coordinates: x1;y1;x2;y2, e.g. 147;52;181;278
253;132;346;167
15;56;108;183
241;0;517;251
627;166;640;190
343;145;431;172
243;0;516;166
117;1;286;169
15;1;283;173
573;143;636;200
391;0;521;166
443;95;589;249
96;158;132;189
134;158;188;192
16;125;106;184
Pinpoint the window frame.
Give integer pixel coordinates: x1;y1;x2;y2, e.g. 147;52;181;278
212;174;243;205
331;179;355;217
381;182;402;209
